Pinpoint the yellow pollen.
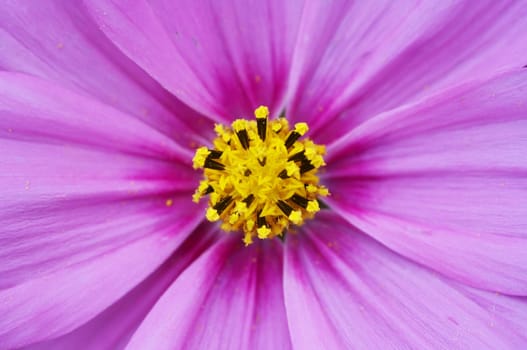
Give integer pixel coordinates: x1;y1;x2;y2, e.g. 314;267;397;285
257;225;272;239
206;208;220;222
294;122;309;135
255;105;269;119
192;147;210;169
192;105;329;245
288;210;303;225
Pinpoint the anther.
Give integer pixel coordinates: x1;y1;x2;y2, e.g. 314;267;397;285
208;150;223;159
278;169;289;179
243;194;255;206
284;123;308;149
236;129;250;149
288;151;307;162
233;119;250;150
256;209;272;239
214;195;233;215
276;200;293;216
300;160;315;174
204;185;214;195
306;200;320;213
254;105;269;141
290;194;308;208
204;158;225;171
257;210;268;228
256;118;267;141
284;132;301;149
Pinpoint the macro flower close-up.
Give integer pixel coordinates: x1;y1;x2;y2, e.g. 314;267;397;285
1;1;527;349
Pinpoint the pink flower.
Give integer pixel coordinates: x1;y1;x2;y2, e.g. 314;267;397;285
1;1;527;349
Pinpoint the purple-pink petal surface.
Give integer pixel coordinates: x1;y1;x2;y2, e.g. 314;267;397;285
326;69;527;295
285;213;527;349
85;0;303;120
1;0;526;349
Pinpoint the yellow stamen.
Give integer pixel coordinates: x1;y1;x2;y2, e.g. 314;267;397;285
307;200;320;213
193;105;329;245
306;184;318;193
206;208;220;222
285;161;300;178
232;119;248;132
294;122;309;136
257;226;272;239
272;121;283;132
255;105;269;119
288;210;303;225
192;147;210;169
318;186;330;196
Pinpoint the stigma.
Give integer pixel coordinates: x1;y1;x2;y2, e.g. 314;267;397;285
192;106;329;245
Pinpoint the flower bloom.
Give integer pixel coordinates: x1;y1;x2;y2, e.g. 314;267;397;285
1;1;527;349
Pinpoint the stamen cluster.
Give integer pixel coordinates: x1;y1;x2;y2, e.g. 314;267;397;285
193;106;328;245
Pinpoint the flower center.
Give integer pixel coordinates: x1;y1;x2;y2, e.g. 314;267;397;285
192;106;329;245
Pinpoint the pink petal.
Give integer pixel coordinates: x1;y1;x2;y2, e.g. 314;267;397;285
287;1;527;143
0;72;191;161
1;140;194;206
23;224;219;350
0;73;205;288
0;225;195;348
126;236;292;350
284;213;527;349
1;191;202;289
84;0;303;121
0;1;212;147
326;69;527;295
